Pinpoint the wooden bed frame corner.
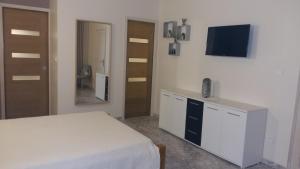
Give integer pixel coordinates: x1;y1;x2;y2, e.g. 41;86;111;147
156;144;166;169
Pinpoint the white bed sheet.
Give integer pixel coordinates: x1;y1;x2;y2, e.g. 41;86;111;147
0;112;160;169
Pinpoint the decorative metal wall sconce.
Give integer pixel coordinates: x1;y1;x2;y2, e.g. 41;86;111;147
163;19;191;56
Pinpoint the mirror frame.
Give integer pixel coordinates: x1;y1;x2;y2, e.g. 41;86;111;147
75;19;112;105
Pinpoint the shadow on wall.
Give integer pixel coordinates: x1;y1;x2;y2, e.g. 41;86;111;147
288;69;300;169
247;25;259;59
0;0;49;8
263;113;279;166
212;80;220;97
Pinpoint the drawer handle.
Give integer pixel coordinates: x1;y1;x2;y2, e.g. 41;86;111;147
176;98;184;101
188;116;199;121
207;107;218;111
162;94;170;97
190;102;200;106
187;130;198;135
227;112;241;117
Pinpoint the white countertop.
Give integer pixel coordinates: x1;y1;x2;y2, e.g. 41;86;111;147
161;88;268;113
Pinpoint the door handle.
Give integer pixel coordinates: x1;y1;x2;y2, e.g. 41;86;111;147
207;107;218;111
190;102;200;106
227;112;241;117
176;98;184;101
42;66;47;71
162;94;170;97
188;116;199;121
187;130;198;135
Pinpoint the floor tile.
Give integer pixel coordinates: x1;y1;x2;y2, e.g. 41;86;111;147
122;116;273;169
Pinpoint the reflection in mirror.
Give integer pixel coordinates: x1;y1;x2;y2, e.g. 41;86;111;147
76;20;111;105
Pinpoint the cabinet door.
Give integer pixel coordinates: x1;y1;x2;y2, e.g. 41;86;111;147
201;103;222;155
171;95;187;138
159;91;172;132
185;99;204;146
220;109;247;165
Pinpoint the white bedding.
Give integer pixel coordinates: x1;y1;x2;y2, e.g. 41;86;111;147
0;112;160;169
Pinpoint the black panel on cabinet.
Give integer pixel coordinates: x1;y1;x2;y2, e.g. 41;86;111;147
186;99;204;118
185;99;204;146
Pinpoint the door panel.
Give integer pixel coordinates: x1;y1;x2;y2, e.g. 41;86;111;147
202;103;222;154
127;43;149;57
220;109;246;165
158;91;172;132
171;95;187;139
185;99;204;146
3;8;49;119
126;83;148;98
125;20;155;118
127;63;148;76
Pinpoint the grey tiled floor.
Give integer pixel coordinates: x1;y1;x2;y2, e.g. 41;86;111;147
122;116;273;169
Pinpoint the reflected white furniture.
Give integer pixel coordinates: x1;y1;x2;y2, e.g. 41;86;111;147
95;73;108;101
159;88;267;168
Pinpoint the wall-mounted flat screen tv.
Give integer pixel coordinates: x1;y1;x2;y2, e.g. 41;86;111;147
205;24;250;57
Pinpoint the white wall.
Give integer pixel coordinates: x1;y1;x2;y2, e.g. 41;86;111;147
49;0;58;115
156;0;300;167
52;0;300;167
54;0;159;117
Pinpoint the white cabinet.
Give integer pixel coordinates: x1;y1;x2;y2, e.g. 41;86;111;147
202;103;266;168
95;73;108;101
202;103;222;155
159;91;187;139
171;95;187;138
220;109;247;166
159;89;267;168
158;91;173;132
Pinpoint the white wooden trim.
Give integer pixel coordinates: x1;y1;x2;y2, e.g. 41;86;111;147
0;3;49;12
48;10;55;115
0;7;5;119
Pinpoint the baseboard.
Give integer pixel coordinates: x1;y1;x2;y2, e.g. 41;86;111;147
262;159;287;169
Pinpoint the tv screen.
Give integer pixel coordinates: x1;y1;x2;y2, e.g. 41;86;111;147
205;24;250;57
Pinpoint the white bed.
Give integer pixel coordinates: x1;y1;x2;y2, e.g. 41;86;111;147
0;111;160;169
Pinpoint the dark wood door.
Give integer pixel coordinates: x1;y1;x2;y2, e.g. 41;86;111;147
3;8;49;119
125;20;155;118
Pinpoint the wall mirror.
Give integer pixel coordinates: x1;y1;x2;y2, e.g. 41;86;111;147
76;20;111;105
